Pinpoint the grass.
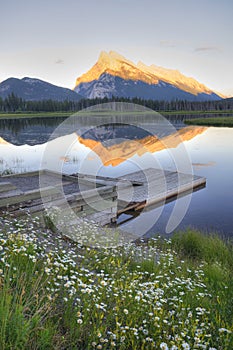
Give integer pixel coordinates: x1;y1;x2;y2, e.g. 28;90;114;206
184;117;233;127
0;110;233;119
0;169;14;176
163;110;233;116
0;215;232;349
0;112;72;119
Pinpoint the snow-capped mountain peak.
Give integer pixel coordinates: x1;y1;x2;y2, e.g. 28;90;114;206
74;51;223;101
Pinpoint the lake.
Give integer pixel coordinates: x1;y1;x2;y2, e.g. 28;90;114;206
0;111;232;239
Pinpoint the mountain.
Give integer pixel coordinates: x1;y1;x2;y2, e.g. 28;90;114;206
74;51;223;101
0;77;82;101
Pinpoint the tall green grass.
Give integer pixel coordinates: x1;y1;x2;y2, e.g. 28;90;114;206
184;117;233;127
0;216;232;349
171;229;233;266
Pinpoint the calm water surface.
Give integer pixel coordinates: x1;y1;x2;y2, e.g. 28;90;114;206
0;114;232;238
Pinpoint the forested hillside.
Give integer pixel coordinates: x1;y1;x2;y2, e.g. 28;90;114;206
0;93;232;113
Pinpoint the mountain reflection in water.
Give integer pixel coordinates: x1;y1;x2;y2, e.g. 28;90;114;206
78;126;207;166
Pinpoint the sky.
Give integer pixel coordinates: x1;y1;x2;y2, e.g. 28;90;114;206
0;0;233;96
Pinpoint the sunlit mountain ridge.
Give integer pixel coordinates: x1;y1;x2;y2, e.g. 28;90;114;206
74;51;223;101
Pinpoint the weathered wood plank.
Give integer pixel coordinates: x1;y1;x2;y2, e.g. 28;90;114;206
68;209;117;226
77;173;143;186
0;186;61;208
116;168;206;214
0;182;17;193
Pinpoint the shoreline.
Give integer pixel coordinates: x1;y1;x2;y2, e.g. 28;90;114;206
0;109;232;120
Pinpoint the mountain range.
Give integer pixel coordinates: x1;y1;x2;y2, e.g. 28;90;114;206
0;51;225;102
74;51;223;101
0;77;81;101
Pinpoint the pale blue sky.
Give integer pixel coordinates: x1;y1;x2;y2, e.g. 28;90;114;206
1;0;232;96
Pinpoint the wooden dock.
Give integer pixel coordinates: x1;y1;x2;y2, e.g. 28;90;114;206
116;168;206;213
0;168;206;226
0;170;118;226
72;168;206;214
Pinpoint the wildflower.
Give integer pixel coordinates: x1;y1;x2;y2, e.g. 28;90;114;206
100;280;107;286
123;309;128;315
64;281;73;288
77;319;83;324
160;342;169;350
219;328;232;333
182;342;190;349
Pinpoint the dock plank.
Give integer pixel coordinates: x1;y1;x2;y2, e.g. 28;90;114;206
0;168;206;226
117;168;206;213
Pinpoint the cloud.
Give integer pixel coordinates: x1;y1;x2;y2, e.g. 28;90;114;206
55;59;64;64
194;46;221;53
